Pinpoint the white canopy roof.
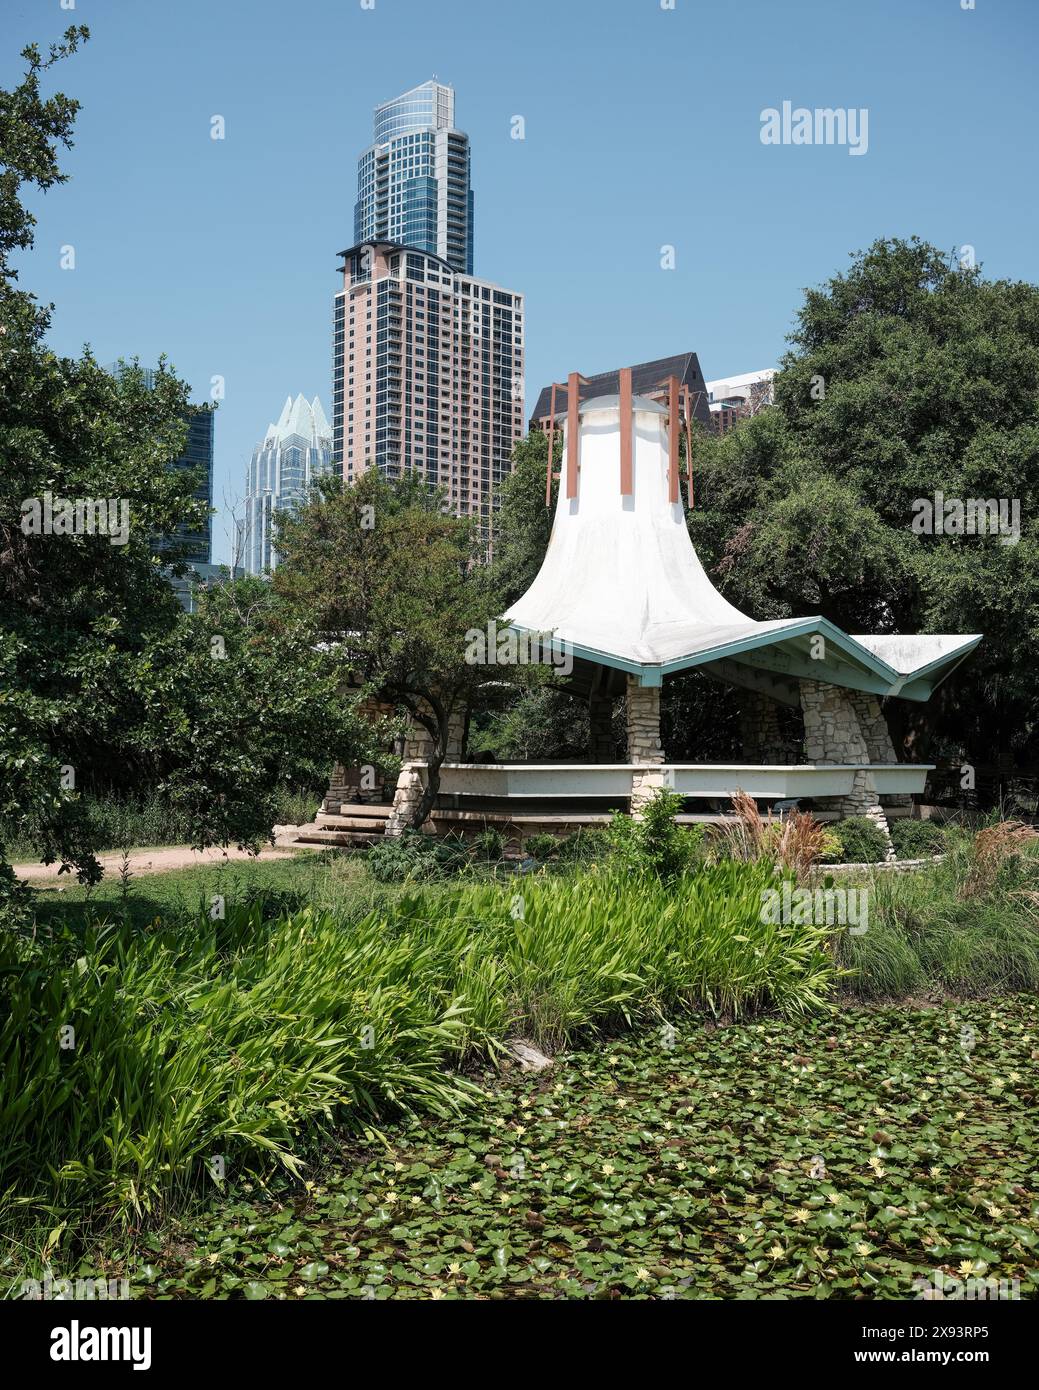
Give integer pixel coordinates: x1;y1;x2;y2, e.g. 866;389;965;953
504;395;980;701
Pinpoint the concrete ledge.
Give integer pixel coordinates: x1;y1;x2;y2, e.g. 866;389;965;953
435;762;934;800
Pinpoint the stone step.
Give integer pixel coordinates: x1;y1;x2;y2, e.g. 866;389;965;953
319;802;392;819
293;827;385;848
314;812;394;831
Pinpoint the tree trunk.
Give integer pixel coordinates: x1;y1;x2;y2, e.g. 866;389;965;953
403;692;448;831
410;745;444;829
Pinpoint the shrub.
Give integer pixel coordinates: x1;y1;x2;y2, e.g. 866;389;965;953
365;830;445;883
555;828;610;864
473;828;506;862
523;833;558;862
961;819;1039;898
607;788;702;879
827;816;889;864
715;792;831;881
888;818;946;860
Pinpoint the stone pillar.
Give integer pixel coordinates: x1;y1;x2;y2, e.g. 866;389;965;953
386;763;428;836
848;692;912;809
738;691;788;763
386;701;464;837
589;692;617;762
626;676;665;816
800;679;893;856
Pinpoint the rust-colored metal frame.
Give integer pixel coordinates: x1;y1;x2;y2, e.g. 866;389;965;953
619;366;634;496
537;368;698;508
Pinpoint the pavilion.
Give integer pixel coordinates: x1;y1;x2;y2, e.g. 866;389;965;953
316;371;981;848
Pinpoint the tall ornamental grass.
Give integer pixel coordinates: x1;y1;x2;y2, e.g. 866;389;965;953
0;861;832;1238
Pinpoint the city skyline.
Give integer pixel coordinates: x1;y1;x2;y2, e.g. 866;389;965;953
4;0;1036;564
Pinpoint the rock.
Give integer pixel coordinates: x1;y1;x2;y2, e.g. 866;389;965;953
506;1039;553;1072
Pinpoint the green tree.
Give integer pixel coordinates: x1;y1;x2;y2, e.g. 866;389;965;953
1;31;376;888
690;238;1039;780
274;470;500;828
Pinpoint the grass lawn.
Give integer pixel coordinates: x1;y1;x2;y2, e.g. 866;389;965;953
103;995;1038;1301
27;851;389;933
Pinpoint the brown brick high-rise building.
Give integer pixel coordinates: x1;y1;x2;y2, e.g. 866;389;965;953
333;241;525;528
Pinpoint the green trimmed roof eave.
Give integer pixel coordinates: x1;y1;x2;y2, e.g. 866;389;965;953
508;619;978;700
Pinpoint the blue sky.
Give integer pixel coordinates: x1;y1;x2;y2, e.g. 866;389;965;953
5;0;1037;562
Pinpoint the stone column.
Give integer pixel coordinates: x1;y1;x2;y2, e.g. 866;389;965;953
588;692;617;762
626;676;665;816
800;679;893;856
848;692;912;809
386;701;464;837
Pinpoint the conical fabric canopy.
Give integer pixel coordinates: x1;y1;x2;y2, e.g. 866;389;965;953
504;394;980;701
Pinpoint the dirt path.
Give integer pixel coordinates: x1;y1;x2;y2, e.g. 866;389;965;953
13;834;317;882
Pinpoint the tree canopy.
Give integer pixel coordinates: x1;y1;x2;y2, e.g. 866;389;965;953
687;237;1039;776
1;30;377;890
274;469;501;826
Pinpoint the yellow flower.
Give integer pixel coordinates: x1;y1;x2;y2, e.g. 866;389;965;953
635;1267;651;1282
768;1244;785;1259
602;1163;615;1176
957;1259;982;1277
827;1192;843;1205
855;1242;873;1257
430;1287;445;1300
448;1262;462;1275
791;1208;812;1225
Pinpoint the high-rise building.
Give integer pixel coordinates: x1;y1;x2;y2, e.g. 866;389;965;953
354;80;473;274
242;394;333;574
705;369;776;433
332;241;524;526
105;362;215;608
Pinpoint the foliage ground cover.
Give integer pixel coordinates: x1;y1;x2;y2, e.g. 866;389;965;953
92;996;1039;1300
0;861;829;1255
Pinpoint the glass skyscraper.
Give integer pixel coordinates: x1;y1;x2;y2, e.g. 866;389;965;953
354;80;474;274
105;362;216;609
242;394;333;574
